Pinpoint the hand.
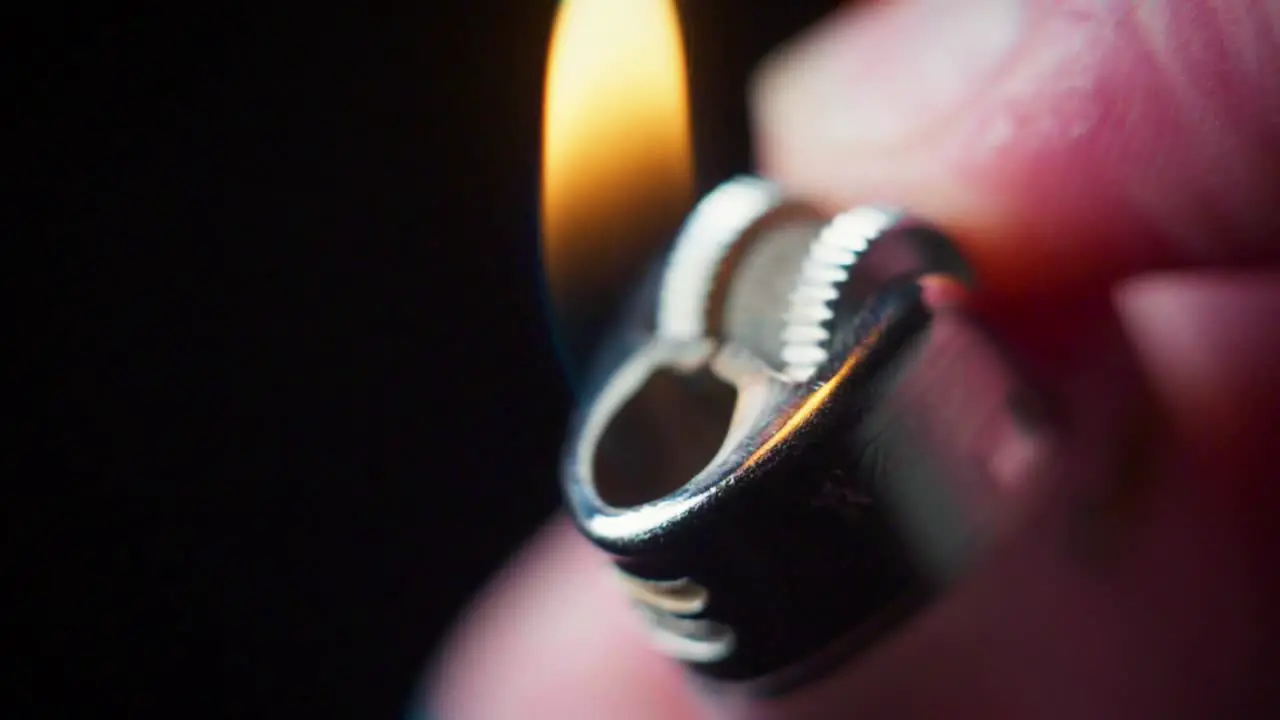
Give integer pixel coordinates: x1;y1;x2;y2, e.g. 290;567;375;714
429;1;1280;716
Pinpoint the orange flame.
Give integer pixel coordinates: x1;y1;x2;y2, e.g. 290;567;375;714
541;0;694;355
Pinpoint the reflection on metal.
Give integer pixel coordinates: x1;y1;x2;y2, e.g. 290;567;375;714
616;571;709;615
744;327;882;468
617;569;736;664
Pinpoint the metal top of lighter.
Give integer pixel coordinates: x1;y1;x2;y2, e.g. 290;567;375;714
561;175;1044;694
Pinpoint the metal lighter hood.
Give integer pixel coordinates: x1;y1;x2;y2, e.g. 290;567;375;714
560;175;1046;691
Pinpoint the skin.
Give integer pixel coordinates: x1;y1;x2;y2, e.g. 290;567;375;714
431;0;1280;716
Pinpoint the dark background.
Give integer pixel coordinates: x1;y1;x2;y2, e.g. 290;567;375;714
22;1;841;716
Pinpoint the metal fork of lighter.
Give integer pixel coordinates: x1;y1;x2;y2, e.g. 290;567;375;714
560;175;1048;694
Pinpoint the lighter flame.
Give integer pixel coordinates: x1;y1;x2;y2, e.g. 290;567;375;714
541;0;694;311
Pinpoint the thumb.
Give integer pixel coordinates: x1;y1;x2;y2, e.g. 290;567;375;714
752;0;1280;301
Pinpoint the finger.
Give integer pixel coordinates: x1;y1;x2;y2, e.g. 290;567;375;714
1115;270;1280;605
426;520;702;720
751;0;1280;303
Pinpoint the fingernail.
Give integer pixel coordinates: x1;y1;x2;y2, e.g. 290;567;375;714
756;0;1024;153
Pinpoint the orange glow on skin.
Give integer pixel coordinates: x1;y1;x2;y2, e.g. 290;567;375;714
541;0;694;313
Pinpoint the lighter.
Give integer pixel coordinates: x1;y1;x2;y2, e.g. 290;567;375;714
560;176;1047;693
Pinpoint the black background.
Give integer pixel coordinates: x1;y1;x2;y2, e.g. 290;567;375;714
22;1;841;716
